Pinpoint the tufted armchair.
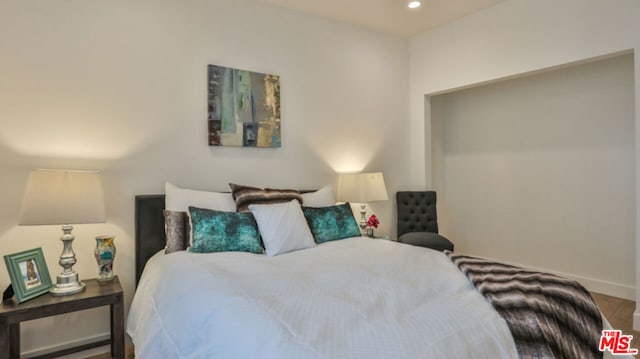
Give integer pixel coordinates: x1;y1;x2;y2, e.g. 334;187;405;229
396;191;454;252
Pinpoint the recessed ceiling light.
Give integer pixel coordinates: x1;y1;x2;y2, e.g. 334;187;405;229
408;1;422;9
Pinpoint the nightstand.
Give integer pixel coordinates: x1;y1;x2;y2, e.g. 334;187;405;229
0;276;124;359
371;235;393;241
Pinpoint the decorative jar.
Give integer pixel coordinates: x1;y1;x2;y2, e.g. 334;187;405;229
94;235;116;281
366;227;375;237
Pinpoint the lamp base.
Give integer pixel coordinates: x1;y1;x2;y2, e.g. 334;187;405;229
50;224;86;296
359;203;367;235
50;272;86;296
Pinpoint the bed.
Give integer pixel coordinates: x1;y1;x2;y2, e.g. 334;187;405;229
127;190;626;359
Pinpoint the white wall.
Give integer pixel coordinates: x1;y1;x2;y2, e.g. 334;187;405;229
432;54;635;298
0;0;409;355
409;0;640;327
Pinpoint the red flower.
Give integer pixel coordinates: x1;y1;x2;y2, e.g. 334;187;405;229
367;214;380;228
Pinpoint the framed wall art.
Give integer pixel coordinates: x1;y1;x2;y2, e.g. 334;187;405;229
3;247;52;303
207;64;281;147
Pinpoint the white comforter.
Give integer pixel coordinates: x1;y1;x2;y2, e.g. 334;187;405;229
127;237;520;358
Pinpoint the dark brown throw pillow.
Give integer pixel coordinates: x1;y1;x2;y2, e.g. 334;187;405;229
163;210;191;254
229;183;303;213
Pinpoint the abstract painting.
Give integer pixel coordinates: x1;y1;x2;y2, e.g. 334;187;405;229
207;64;281;147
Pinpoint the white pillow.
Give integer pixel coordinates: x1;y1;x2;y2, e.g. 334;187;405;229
248;200;316;256
301;185;335;207
165;182;236;212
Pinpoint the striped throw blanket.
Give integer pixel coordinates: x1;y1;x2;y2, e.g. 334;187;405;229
446;252;603;359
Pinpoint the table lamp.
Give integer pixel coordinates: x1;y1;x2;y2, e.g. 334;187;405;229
337;172;388;233
19;169;106;296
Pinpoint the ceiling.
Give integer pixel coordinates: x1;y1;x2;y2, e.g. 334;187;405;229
255;0;507;37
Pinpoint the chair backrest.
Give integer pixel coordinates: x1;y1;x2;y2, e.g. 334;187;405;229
396;191;439;237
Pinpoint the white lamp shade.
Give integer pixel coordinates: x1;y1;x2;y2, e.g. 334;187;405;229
19;169;106;225
337;172;388;204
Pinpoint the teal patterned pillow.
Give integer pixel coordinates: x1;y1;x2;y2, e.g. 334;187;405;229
188;206;264;254
302;203;361;244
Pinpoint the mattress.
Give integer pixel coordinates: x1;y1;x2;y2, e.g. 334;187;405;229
127;237;625;358
128;237;519;358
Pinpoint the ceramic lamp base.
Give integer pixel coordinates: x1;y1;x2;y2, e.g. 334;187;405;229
50;272;86;296
50;225;86;296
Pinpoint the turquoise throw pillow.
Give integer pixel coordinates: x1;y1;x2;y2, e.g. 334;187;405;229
302;203;361;244
188;206;264;254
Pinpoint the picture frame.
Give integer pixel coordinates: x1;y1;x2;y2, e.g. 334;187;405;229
207;64;281;147
3;247;52;303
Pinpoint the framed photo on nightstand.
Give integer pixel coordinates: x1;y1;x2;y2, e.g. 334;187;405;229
3;247;52;303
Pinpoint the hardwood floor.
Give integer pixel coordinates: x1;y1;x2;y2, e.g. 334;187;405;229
592;292;639;357
85;345;134;359
84;292;635;359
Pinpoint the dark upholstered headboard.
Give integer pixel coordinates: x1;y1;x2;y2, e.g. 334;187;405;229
135;195;166;286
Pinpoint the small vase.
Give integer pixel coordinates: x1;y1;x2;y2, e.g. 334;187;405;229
94;235;116;281
366;227;374;237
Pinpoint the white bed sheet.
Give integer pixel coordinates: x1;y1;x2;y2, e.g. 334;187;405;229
128;237;519;358
128;237;624;359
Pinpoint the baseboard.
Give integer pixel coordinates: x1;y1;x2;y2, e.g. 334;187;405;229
23;332;110;359
466;253;636;300
556;271;635;301
634;310;640;331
